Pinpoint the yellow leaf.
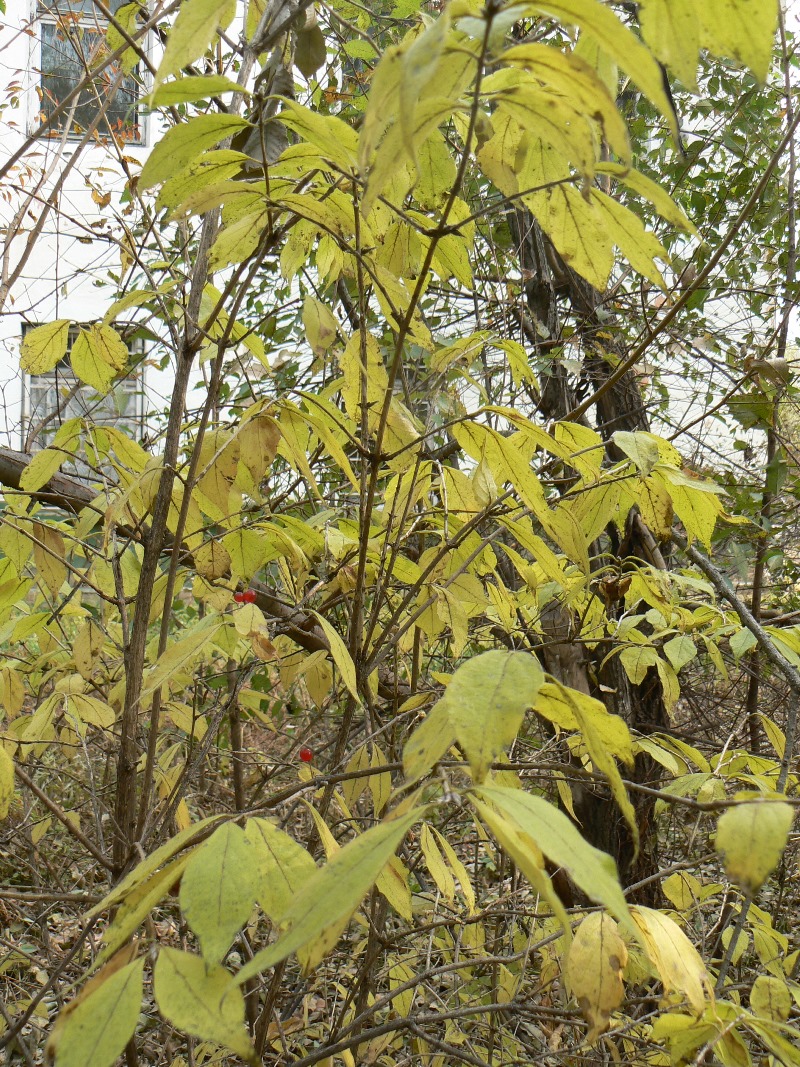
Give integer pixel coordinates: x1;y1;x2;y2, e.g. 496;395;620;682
444;649;544;782
473;784;632;930
310;611;359;702
502;43;630;164
48;956;144;1067
486;68;597;177
523;149;614;289
87;816;226;919
630;906;713;1014
68;694;115;731
420;823;456;903
70;325;129;395
194;539;231;580
179;822;259;967
637;0;700;89
375;855;413;921
661;871;701;912
750;975;792;1022
20;320;71;374
0;667;25;717
698;0;779;85
93;856;191;971
303;297;340;357
154;948;254;1063
245;817;316;921
389;960;417;1017
563;684;637;849
592;190;668;289
564;913;628;1042
519;0;680;140
140;114;249;189
33;521;67;596
402;699;454;786
235;414;280;485
154;0;237;85
432;825;476;913
236;808;423;983
0;747;14;820
715;800;794;896
140;618;222;704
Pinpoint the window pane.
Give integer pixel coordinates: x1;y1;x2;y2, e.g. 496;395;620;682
40;23;140;141
39;1;129;15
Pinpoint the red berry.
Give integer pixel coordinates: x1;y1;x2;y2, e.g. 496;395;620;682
298;746;313;763
233;591;245;603
242;589;257;603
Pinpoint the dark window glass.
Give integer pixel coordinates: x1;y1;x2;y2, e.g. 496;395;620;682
39;1;128;15
39;4;141;142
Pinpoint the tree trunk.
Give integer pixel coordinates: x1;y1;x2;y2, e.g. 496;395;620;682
514;210;668;901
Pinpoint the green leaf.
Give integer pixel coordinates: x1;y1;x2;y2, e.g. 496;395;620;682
245;818;316;920
715;800;794;895
179;821;258;967
442;649;544;782
473;784;632;929
51;957;144;1067
295;23;327;79
154;948;255;1062
236;808;423;983
149;74;245;107
105;3;139;74
70;325;129;395
20;320;71;375
155;0;237;86
140;114;250;190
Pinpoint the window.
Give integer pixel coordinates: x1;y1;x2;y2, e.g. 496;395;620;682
22;325;146;477
37;0;142;143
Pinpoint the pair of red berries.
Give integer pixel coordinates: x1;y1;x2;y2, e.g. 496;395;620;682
234;589;257;604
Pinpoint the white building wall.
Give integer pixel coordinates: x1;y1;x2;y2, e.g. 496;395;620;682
0;0;186;451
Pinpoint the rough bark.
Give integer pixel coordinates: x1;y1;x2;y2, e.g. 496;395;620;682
514;211;668;900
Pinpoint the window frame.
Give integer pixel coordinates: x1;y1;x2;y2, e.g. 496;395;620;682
20;323;147;459
34;0;146;146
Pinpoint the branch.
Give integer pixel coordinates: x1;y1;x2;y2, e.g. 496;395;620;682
0;447;406;699
671;530;799;792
